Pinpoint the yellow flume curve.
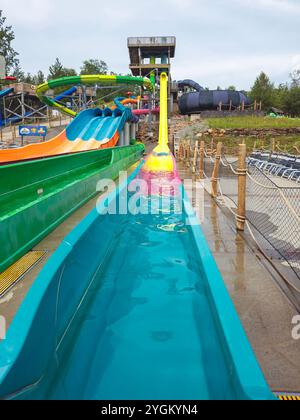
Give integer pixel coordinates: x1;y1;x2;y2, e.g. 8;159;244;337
143;72;174;173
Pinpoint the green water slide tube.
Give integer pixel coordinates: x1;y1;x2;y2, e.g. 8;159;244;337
0;144;145;274
36;75;154;117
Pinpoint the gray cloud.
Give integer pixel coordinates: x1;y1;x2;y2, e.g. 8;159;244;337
1;0;299;89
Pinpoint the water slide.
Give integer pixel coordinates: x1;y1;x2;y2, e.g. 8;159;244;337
133;107;160;116
0;73;274;400
0;87;14;99
178;80;250;114
178;79;204;92
0;87;78;127
116;97;160;116
0;88;14;126
0;75;152;164
0;144;145;273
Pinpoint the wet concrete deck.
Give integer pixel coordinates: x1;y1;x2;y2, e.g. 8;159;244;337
179;163;300;393
0;160;300;393
0;118;71;148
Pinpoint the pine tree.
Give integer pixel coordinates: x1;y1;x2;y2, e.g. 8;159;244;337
48;58;65;80
48;58;77;80
34;70;46;85
249;72;275;109
11;63;24;82
23;73;35;84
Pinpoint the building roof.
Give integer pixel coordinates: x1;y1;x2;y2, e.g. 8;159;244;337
128;36;176;64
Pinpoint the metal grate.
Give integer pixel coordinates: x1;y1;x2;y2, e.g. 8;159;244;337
0;251;46;297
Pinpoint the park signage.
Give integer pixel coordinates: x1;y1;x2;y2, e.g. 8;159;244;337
19;125;47;138
19;125;48;145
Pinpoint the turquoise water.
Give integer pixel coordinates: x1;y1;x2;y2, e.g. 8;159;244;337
23;191;238;400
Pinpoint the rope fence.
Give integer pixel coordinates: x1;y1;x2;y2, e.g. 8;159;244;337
176;139;300;284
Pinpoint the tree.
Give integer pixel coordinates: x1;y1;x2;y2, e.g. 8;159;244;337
290;70;300;87
249;72;275;109
80;59;108;75
0;10;19;72
34;70;45;85
48;58;64;79
272;83;289;109
11;63;24;82
63;68;77;77
227;85;236;91
48;58;77;80
23;73;35;84
283;86;300;117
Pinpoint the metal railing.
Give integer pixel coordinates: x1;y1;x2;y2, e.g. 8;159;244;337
128;37;176;47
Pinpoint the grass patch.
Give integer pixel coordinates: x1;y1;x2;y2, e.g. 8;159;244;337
206;116;300;130
204;135;300;155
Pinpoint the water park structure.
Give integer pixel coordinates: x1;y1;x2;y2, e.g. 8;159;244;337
177;79;250;115
0;37;299;401
0;82;95;127
0;75;151;164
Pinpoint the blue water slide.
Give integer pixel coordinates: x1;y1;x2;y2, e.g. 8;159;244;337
54;86;77;102
0;87;14;98
0;88;14;126
178;79;204;92
177;80;250;114
66;101;135;144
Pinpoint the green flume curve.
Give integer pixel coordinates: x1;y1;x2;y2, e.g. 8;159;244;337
0;144;145;273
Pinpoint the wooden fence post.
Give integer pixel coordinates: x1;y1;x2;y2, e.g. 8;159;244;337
270;138;276;158
178;143;183;161
184;142;188;166
182;142;186;163
181;143;185;162
210;138;214;155
192;140;199;174
237;144;247;231
211;142;223;198
187;142;191;168
199;141;205;179
272;138;276;152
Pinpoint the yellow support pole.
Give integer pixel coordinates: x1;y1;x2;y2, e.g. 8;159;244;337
157;72;169;152
143;73;174;173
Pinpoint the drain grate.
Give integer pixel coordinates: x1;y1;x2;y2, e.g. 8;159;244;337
0;251;46;297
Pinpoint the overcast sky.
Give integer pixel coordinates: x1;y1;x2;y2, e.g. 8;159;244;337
1;0;300;89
